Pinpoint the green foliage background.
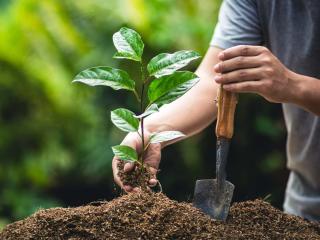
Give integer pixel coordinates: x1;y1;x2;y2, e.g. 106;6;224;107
0;0;287;228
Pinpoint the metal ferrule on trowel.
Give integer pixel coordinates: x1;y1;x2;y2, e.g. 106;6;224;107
193;84;238;221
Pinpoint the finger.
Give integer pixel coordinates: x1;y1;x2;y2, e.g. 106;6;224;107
147;166;158;187
149;178;158;187
214;68;261;84
123;185;133;192
121;133;141;152
219;45;266;61
214;55;261;73
112;133;139;191
223;81;264;93
149;166;158;175
112;157;134;192
132;187;141;193
124;162;135;172
112;157;123;188
143;143;161;169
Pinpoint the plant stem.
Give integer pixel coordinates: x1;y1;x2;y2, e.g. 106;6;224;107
144;142;151;151
133;90;141;103
140;81;145;113
140;116;145;167
139;60;146;168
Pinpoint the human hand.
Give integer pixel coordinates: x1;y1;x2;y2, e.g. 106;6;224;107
213;45;297;103
112;130;161;192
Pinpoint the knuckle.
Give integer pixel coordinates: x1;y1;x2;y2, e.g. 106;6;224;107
264;67;274;76
262;56;272;65
240;45;250;55
238;70;247;79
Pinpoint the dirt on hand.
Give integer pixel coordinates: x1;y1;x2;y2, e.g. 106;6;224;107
117;160;155;190
1;191;319;240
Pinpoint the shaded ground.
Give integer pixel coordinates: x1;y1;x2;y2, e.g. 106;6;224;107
1;191;319;240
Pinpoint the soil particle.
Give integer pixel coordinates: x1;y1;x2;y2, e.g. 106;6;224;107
1;191;319;240
117;160;153;190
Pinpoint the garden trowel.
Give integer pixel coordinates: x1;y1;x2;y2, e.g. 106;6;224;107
193;85;237;221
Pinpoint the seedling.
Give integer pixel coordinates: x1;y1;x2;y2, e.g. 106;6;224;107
73;27;200;188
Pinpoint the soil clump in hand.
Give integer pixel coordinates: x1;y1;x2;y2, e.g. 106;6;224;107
1;191;319;240
117;160;154;190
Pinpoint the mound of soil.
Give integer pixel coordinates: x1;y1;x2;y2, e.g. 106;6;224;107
1;192;319;240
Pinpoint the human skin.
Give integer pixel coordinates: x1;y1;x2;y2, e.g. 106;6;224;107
112;45;320;192
214;45;320;116
112;47;222;192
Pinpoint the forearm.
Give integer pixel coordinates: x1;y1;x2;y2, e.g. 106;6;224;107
289;71;320;116
145;75;218;136
145;47;222;145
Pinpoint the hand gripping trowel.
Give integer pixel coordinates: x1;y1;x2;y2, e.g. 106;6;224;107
193;85;238;221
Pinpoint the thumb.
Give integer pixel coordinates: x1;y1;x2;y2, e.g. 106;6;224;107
124;162;135;172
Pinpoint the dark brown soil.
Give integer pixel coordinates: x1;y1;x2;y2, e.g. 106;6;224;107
117;160;154;190
1;192;319;240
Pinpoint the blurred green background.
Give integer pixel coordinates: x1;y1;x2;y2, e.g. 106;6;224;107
0;0;288;228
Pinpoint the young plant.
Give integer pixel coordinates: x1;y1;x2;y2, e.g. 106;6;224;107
73;27;200;188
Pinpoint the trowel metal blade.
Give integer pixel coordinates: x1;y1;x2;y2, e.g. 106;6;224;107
193;179;235;221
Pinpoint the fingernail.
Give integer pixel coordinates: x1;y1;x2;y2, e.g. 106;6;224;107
214;63;220;72
214;75;222;82
218;52;224;60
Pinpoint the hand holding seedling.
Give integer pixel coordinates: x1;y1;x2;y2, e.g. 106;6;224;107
73;27;200;191
112;131;161;192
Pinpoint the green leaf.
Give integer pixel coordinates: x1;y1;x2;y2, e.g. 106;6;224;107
111;108;139;132
73;67;135;91
148;71;199;106
112;145;138;162
112;27;144;61
147;50;200;77
150;131;185;144
134;104;159;118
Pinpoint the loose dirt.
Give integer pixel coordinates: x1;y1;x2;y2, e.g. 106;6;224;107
1;191;319;240
117;160;154;190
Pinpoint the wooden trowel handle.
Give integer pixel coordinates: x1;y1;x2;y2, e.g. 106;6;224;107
215;85;238;139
